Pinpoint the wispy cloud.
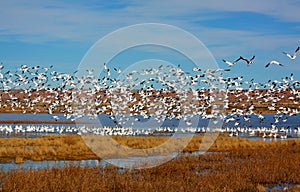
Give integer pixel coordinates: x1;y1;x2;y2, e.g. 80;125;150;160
0;0;298;41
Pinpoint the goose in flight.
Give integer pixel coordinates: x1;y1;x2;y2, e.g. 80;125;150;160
282;46;299;60
114;67;121;74
222;57;242;67
240;56;255;66
265;60;284;68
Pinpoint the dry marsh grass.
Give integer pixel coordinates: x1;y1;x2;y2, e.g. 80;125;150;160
0;138;299;191
0;135;99;162
0;134;299;163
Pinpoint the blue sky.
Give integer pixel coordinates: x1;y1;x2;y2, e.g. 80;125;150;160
0;0;300;85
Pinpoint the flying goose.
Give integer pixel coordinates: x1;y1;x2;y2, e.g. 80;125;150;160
240;56;255;66
222;57;242;67
265;60;284;68
282;46;299;60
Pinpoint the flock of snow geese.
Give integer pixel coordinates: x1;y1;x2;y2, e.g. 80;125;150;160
0;46;300;139
223;46;299;67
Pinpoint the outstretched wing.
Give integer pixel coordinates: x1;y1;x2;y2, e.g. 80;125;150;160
222;59;232;66
234;56;243;63
282;52;292;59
239;56;248;62
295;46;300;54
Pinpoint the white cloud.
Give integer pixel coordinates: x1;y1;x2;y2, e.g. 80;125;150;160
0;0;299;43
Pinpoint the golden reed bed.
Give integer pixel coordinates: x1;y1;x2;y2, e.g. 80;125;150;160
0;135;299;191
0;134;299;163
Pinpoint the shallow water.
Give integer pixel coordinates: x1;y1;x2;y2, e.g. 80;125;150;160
266;183;296;192
0;113;299;128
0;159;101;172
0;113;300;128
0;155;172;171
0;151;221;171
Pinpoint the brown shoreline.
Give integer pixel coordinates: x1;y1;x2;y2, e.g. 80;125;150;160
0;88;299;115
